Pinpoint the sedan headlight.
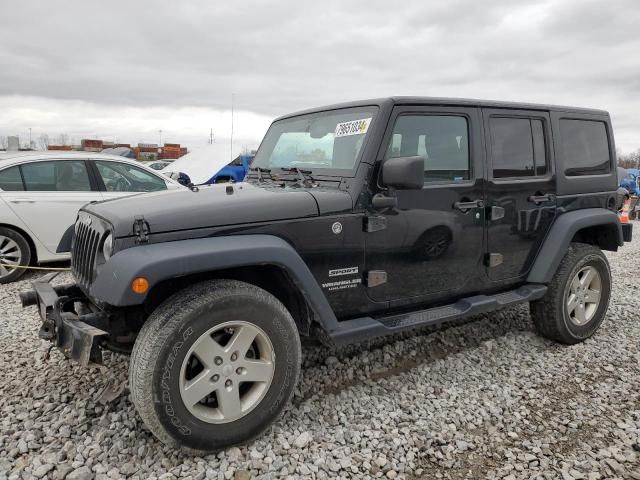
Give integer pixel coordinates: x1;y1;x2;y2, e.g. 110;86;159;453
103;233;113;261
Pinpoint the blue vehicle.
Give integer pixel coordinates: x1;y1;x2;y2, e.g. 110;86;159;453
620;168;640;195
209;153;254;184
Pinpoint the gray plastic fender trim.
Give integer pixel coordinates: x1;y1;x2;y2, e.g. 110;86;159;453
527;208;622;284
89;234;339;332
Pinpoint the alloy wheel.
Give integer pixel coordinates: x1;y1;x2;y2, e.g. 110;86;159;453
179;321;275;424
0;235;22;278
566;265;601;326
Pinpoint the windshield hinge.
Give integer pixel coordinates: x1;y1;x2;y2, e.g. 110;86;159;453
133;215;150;244
364;215;387;233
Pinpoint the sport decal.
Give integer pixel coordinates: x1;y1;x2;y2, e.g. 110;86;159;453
329;266;358;277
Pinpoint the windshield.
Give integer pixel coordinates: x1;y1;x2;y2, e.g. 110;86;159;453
252;106;378;173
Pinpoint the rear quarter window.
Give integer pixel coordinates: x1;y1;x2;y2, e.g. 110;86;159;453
560;119;611;176
0;166;24;191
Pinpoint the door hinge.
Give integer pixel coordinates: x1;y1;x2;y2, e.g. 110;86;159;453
490;206;505;221
485;253;503;268
133;215;150;244
365;270;387;287
364;215;387;233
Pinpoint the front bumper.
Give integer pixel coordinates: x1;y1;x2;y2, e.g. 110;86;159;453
21;278;108;366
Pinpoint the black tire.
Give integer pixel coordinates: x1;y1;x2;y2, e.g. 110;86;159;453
0;227;31;284
530;243;611;344
129;279;301;452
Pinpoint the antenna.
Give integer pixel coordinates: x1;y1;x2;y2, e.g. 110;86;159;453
230;94;234;163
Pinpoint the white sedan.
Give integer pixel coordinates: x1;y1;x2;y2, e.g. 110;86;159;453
0;151;182;283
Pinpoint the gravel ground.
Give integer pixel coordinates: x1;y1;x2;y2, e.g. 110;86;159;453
1;237;640;480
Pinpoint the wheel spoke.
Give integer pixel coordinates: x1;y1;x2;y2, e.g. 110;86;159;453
226;325;258;357
191;334;225;369
574;302;587;324
580;268;596;288
182;370;216;407
0;263;8;275
585;288;600;304
216;384;241;419
570;275;581;293
241;359;274;383
566;294;579;314
1;239;18;255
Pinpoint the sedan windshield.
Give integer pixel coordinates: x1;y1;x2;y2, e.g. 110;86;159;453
252;106;378;173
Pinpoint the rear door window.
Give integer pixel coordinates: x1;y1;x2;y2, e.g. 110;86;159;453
21;161;92;191
559;119;611;176
0;166;24;191
489;117;548;178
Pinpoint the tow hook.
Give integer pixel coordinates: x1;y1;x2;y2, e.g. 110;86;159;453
38;318;56;341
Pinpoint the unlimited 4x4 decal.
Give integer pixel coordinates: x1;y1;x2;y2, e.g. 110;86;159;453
335;118;372;137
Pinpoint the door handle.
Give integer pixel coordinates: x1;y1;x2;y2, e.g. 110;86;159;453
9;200;36;204
453;199;485;212
527;193;554;205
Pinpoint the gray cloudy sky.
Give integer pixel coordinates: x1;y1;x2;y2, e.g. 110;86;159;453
1;0;639;152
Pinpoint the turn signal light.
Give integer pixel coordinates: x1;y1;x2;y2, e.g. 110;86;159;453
131;277;149;294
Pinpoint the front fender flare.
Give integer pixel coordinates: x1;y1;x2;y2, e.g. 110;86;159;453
89;234;339;332
527;208;622;284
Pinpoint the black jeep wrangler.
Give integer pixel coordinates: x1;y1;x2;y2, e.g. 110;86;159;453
22;97;632;451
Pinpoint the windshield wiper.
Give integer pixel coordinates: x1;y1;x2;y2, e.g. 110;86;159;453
249;166;272;182
280;167;318;187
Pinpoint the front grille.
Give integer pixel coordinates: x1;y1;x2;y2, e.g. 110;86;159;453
71;213;104;288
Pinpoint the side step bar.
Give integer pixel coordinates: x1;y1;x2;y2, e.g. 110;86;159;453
328;284;547;345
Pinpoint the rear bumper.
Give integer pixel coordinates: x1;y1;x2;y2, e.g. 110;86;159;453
622;222;633;243
22;279;107;366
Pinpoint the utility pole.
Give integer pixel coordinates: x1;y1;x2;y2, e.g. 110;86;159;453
28;128;32;149
209;128;214;144
158;129;163;146
230;94;234;163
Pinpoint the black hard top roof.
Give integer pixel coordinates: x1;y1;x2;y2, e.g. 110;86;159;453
275;96;608;121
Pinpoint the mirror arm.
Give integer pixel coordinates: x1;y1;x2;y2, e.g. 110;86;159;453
371;191;397;209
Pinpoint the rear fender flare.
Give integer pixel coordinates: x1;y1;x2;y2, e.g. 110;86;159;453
527;208;622;284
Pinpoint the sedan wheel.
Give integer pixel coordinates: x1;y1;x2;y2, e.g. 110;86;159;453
0;235;22;277
0;228;30;284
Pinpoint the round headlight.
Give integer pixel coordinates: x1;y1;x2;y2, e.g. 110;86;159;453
103;233;113;260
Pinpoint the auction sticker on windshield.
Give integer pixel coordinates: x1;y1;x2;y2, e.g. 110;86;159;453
335;118;372;137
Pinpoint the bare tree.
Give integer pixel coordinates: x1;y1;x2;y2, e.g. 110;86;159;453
618;149;640;169
55;133;70;145
0;136;6;150
38;134;50;150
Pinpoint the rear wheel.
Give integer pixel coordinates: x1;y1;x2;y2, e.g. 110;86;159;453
0;227;31;284
130;279;301;452
530;243;611;344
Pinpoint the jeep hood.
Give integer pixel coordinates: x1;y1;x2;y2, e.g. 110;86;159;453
83;183;352;237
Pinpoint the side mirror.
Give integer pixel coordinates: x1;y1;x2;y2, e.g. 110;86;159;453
380;156;424;190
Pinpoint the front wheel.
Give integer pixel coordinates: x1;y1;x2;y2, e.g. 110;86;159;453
530;243;611;344
0;227;31;284
129;280;301;452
